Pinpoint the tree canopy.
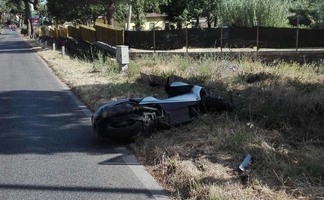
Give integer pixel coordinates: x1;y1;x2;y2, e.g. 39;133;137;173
288;0;324;28
46;0;107;25
1;0;324;30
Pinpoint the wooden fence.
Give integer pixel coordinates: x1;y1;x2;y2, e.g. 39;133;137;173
125;26;324;50
67;26;80;40
39;24;124;46
38;25;324;50
95;24;124;46
79;25;96;43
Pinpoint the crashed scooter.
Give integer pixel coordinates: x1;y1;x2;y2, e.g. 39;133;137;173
91;77;234;141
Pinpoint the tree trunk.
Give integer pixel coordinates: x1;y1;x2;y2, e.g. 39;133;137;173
207;15;212;28
23;0;33;36
213;16;218;27
195;16;199;28
106;0;115;25
93;15;97;26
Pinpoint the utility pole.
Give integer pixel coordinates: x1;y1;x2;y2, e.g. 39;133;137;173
127;0;132;30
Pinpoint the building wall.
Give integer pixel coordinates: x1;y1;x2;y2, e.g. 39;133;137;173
96;16;167;31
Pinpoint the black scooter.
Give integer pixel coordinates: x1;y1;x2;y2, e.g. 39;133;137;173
91;77;233;140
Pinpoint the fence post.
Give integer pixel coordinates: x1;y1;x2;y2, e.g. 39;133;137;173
186;27;188;54
115;29;118;46
220;25;223;53
122;29;125;45
256;23;259;52
296;15;299;51
94;25;97;42
153;26;156;53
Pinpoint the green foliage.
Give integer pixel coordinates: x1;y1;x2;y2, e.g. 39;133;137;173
113;2;128;23
288;4;313;27
219;0;291;27
4;0;324;29
47;0;109;25
161;0;294;28
160;0;189;29
2;0;24;14
288;0;324;28
131;0;169;30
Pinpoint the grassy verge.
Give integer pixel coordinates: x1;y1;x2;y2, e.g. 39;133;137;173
29;38;323;199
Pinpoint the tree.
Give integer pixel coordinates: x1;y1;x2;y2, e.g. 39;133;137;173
188;0;220;28
217;0;291;27
203;0;220;28
105;0;115;25
288;7;312;27
312;2;324;28
3;0;40;35
131;0;169;30
188;0;204;28
113;2;128;24
46;0;117;26
288;0;324;28
161;0;189;29
1;0;23;24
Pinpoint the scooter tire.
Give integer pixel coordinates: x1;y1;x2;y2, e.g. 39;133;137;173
95;118;143;141
106;121;143;141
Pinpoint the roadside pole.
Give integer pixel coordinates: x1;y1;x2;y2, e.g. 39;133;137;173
296;15;299;51
256;22;259;52
220;25;223;53
153;25;156;53
186;26;188;54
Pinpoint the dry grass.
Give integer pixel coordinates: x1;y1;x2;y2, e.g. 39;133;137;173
25;38;324;200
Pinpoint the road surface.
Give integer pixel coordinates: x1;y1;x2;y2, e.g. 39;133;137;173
0;28;168;200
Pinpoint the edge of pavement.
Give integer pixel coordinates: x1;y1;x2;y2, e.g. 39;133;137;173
21;36;170;200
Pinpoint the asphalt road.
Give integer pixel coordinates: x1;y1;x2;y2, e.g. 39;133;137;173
0;28;168;200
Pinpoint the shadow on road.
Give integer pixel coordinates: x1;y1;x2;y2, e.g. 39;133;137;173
0;90;121;156
0;183;160;195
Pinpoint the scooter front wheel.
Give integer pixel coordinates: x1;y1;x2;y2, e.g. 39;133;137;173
94;117;143;141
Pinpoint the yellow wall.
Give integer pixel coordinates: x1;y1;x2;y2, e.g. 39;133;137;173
96;16;167;31
95;18;123;30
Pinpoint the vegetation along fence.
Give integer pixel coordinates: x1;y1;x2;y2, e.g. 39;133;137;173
39;25;324;51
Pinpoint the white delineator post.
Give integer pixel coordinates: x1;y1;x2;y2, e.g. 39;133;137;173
62;45;65;57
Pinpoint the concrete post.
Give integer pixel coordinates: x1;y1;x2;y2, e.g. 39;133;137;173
116;45;129;72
